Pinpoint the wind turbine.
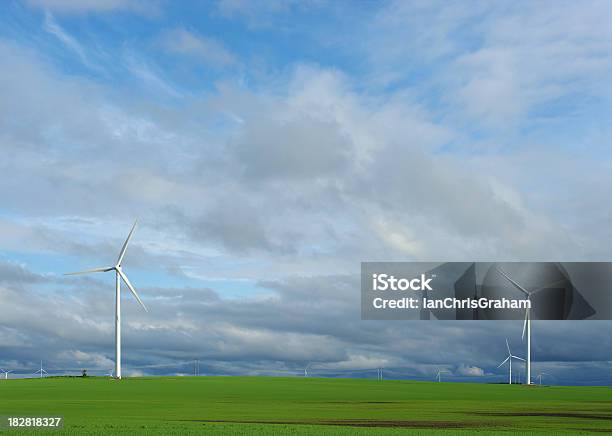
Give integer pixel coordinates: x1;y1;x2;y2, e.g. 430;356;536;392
435;369;448;382
495;267;560;385
33;361;48;379
0;368;13;380
537;372;549;385
65;220;147;380
497;339;525;384
304;363;312;377
106;369;114;378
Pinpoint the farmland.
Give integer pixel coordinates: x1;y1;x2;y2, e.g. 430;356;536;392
1;376;611;434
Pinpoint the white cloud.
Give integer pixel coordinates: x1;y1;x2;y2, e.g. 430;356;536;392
215;0;312;28
456;364;485;377
42;11;103;72
161;28;236;67
365;1;612;129
27;0;157;15
122;51;182;98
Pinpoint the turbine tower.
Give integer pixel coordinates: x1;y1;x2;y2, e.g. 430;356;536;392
65;220;147;380
33;361;48;378
495;267;558;385
497;338;525;384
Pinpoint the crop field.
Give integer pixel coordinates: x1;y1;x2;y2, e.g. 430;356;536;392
1;376;611;435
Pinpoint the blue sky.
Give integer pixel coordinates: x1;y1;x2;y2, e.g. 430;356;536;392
1;0;612;384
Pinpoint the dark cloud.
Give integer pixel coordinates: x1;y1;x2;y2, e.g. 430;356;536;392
1;262;611;383
0;260;45;285
231;115;353;181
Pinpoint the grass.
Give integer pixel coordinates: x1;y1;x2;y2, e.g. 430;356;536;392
1;376;611;434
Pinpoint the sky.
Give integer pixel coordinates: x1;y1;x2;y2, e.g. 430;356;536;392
0;0;612;384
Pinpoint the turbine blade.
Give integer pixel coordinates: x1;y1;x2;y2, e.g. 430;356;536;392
117;220;138;266
497;356;510;368
522;309;528;340
496;267;530;296
512;356;526;361
506;338;511;355
118;269;148;312
64;267;112;275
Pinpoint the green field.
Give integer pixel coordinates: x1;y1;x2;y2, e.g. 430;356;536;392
1;376;611;435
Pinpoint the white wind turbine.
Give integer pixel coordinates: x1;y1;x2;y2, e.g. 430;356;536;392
304;363;312;377
497;339;525;385
435;369;448;382
0;368;13;379
33;361;48;379
496;267;561;385
65;220;147;380
537;372;549;385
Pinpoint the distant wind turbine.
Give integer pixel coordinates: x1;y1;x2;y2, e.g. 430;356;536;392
33;361;48;379
304;363;312;377
537;372;549;385
0;368;13;380
497;339;525;385
65;220;147;380
435;369;449;382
